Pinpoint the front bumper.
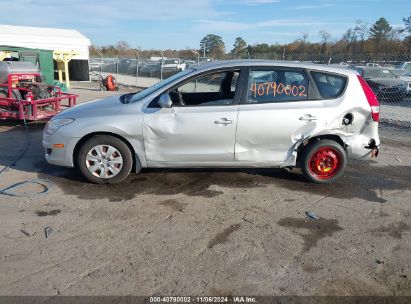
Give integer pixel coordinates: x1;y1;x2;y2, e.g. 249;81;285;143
43;131;79;167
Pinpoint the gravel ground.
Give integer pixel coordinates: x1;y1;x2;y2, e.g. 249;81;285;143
68;81;137;104
0;86;410;296
380;98;411;127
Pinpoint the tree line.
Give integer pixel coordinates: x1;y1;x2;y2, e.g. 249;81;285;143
90;15;411;60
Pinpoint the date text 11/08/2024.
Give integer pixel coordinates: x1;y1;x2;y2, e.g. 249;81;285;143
149;296;257;303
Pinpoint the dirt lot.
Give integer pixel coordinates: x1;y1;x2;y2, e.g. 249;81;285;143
0;85;410;296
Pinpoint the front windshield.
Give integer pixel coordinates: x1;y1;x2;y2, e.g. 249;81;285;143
364;69;396;79
130;69;193;103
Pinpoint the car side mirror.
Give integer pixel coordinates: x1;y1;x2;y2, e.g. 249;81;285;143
158;93;172;108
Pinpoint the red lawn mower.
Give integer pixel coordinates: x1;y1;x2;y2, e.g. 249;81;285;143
90;72;118;91
0;61;77;121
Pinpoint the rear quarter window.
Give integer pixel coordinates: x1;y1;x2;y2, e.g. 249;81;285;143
311;71;347;99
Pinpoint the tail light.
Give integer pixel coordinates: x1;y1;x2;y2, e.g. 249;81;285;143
357;75;379;122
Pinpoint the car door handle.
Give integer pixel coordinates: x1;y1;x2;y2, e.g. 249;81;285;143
299;114;318;121
215;118;233;125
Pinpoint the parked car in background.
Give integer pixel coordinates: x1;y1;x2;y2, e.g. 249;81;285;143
365;63;382;67
356;67;406;102
117;59;132;74
137;61;181;79
89;59;105;71
199;57;213;63
162;58;187;72
97;59;118;73
139;62;162;77
126;60;144;76
399;71;411;95
44;60;380;185
396;62;411;70
184;60;197;68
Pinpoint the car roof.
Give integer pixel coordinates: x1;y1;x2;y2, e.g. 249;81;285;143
357;66;389;70
193;59;358;76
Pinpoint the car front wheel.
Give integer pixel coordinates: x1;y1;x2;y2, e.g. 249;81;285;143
301;139;347;184
77;135;133;184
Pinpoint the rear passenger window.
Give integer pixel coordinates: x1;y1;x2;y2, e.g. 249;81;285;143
247;69;308;103
311;72;347;99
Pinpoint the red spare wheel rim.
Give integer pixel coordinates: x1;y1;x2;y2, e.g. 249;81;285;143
308;146;342;180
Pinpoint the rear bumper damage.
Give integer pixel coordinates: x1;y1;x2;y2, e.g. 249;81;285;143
364;138;379;158
344;135;380;160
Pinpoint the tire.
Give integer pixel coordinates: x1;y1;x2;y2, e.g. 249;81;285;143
301;139;347;184
77;135;133;184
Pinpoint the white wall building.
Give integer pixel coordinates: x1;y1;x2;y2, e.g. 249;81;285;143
0;24;91;80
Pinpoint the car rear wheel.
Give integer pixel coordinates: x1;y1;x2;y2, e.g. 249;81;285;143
301;139;347;184
77;135;133;184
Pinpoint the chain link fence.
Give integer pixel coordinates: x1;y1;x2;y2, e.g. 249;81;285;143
90;53;411;126
89;56;195;89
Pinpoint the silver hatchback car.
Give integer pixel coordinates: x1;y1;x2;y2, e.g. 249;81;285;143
43;60;380;184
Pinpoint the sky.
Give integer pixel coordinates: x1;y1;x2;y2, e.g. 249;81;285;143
2;0;409;50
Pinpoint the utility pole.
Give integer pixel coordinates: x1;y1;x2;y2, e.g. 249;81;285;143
191;50;200;92
96;50;102;77
134;50;139;87
159;50;164;81
192;50;199;65
203;41;206;58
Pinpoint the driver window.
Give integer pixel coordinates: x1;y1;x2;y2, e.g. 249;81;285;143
179;73;224;93
169;71;240;107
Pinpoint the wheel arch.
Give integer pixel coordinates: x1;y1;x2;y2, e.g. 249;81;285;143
296;134;346;164
73;132;142;172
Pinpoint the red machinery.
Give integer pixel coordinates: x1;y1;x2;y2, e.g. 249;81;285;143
104;74;118;91
0;62;77;121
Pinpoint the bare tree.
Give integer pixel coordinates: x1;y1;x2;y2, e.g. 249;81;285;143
355;20;369;41
116;40;131;55
319;30;331;55
301;32;309;44
319;30;331;44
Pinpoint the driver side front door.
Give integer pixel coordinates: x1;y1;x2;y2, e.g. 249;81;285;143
143;70;242;166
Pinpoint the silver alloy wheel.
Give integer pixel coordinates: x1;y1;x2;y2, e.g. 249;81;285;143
85;145;123;179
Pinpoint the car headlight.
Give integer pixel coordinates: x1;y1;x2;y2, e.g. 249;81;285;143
45;118;75;135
